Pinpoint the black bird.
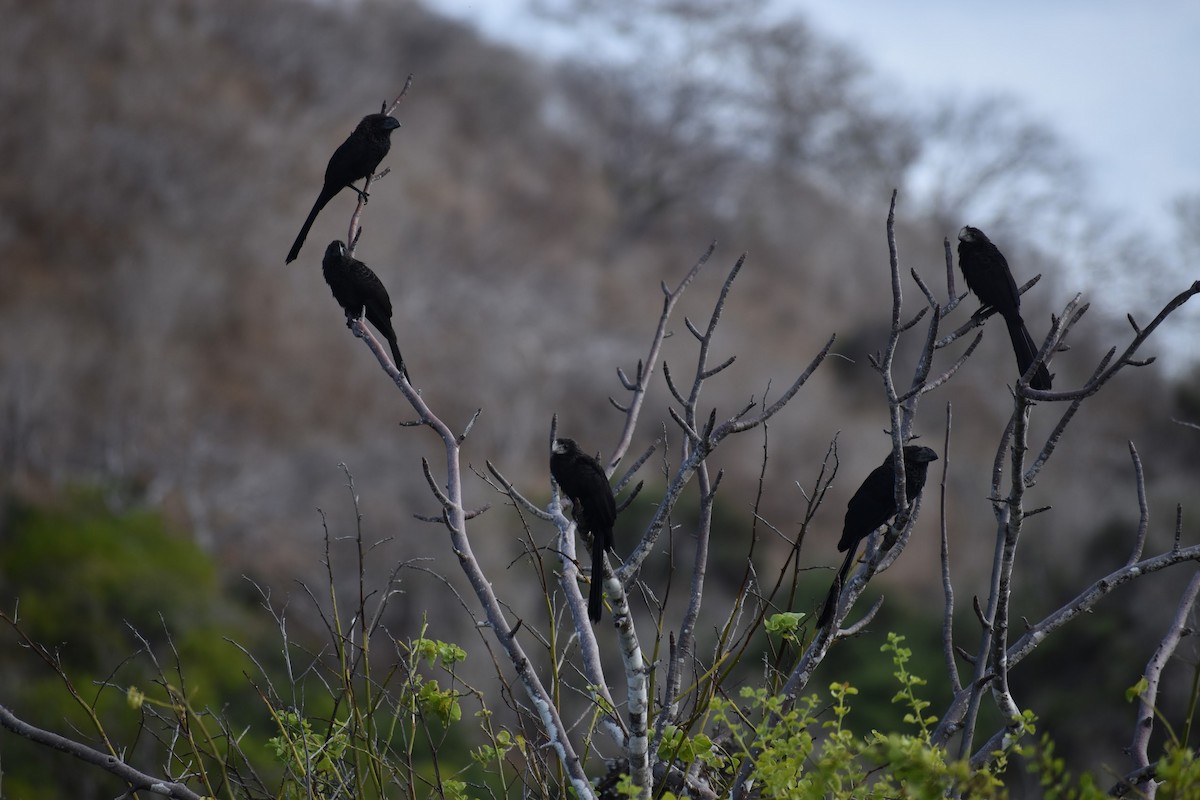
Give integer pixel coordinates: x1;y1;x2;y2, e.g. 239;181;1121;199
285;113;401;264
957;226;1053;390
321;240;409;381
550;437;618;623
817;445;939;628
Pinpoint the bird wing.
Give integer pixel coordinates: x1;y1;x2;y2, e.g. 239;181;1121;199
837;458;897;551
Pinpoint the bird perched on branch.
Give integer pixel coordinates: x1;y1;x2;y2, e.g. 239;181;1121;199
321;240;409;381
550;437;618;623
818;445;939;628
286;112;401;264
957;226;1053;390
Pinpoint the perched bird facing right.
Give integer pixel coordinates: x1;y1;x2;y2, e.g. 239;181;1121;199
550;437;618;624
957;226;1053;390
817;445;939;628
286;113;401;264
321;240;410;381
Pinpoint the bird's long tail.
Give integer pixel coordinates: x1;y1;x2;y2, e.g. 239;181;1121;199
385;334;410;382
286;189;335;264
817;547;858;629
1003;313;1052;390
589;535;609;624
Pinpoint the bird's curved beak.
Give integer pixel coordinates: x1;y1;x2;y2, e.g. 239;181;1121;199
384;116;401;130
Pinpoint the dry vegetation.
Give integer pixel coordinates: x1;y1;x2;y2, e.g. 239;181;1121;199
1;0;1197;773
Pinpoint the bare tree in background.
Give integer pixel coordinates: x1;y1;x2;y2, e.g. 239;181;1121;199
546;0;918;252
1172;192;1200;262
915;94;1086;234
725;17;919;196
559;64;739;252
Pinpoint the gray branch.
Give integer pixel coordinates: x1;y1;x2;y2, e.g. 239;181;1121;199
0;703;204;800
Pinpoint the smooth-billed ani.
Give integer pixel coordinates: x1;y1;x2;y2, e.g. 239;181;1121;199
550;437;618;624
321;240;409;381
817;445;939;628
285;113;401;264
957;226;1053;390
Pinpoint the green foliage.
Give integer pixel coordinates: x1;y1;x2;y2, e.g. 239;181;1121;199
0;488;277;797
814;603;953;736
413;637;468;667
267;711;354;799
658;725;720;766
471;726;523;767
1156;744;1200;799
881;632;936;737
765;611;806;642
2;487;217;664
264;634;480;800
0;488;525;797
4;487;1198;798
691;632;1196;799
741;688;983;798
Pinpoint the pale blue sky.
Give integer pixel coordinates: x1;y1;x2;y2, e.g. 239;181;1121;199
798;0;1200;241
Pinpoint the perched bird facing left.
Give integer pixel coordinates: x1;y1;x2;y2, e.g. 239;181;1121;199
321;240;410;381
285;113;401;264
817;445;939;628
957;226;1053;390
550;437;618;624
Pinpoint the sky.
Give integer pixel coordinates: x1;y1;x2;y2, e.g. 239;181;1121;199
797;0;1200;242
428;0;1200;245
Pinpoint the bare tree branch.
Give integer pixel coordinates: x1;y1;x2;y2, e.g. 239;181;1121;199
1122;569;1200;798
938;403;962;695
0;702;204;800
608;242;715;469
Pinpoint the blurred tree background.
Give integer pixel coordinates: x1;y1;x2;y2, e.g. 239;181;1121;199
1;0;1197;791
